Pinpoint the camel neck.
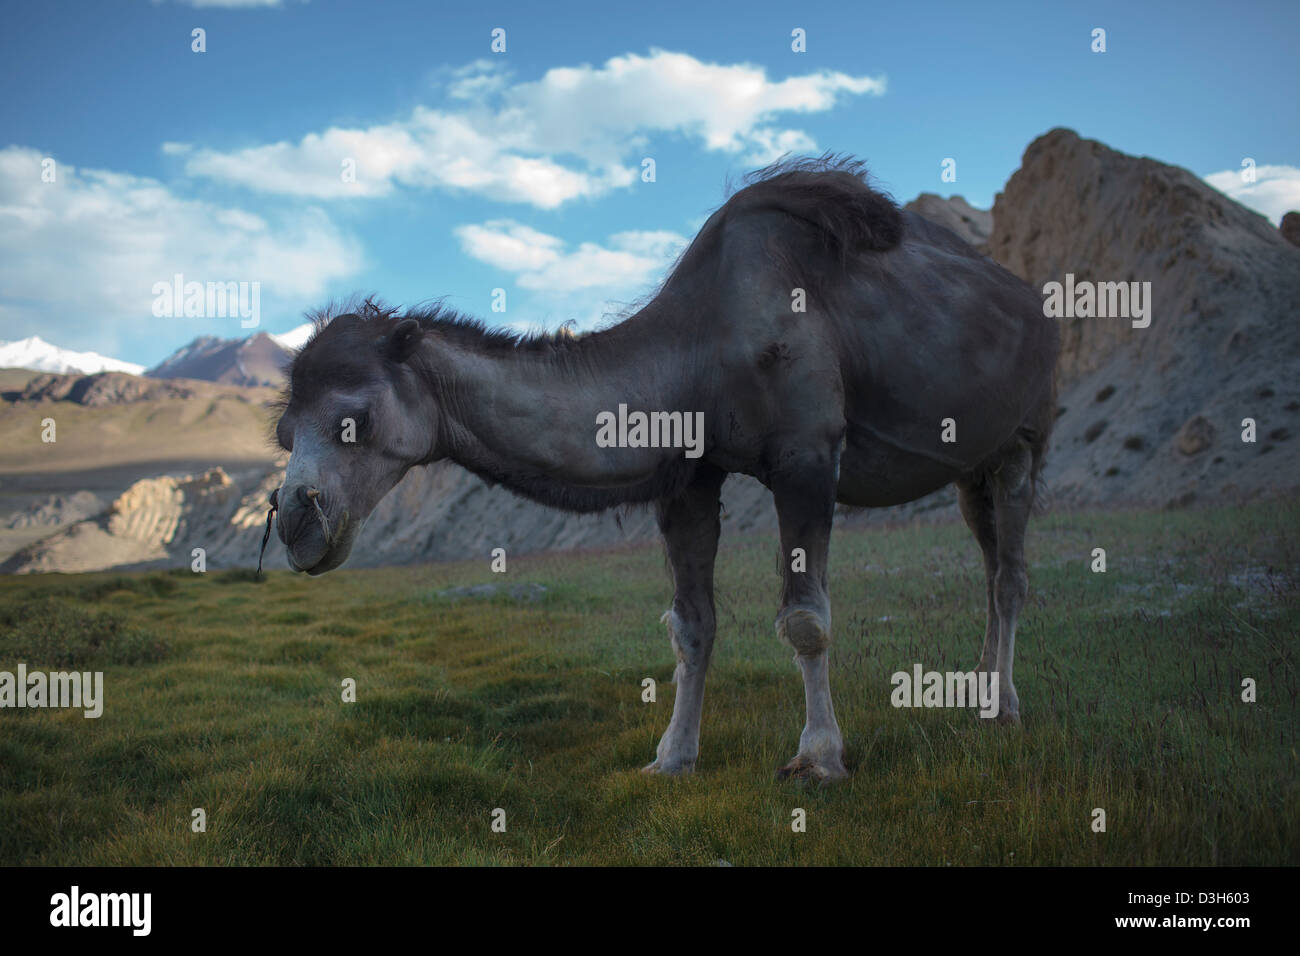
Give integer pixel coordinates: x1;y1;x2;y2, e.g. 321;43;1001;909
424;311;708;500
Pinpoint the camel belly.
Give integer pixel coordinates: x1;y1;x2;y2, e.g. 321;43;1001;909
834;428;965;507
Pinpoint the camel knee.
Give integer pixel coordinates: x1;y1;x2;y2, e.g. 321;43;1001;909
993;442;1034;498
662;607;713;671
776;605;831;657
994;566;1028;614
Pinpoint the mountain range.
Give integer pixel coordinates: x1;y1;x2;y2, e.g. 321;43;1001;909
1;128;1297;575
0;324;313;387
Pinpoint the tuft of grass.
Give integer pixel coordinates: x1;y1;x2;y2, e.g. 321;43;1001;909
0;597;167;667
76;573;180;602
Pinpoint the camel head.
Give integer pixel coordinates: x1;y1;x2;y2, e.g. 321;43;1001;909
271;310;435;574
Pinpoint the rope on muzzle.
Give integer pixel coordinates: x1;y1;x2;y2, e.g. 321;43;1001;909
257;487;331;579
256;487;278;580
306;488;332;543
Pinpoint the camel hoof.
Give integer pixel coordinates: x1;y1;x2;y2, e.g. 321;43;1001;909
775;754;849;785
995;707;1021;727
642;758;695;776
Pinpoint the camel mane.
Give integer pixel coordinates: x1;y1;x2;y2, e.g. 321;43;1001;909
286;154;902;366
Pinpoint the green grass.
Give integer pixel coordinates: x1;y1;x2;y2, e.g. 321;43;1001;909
1;500;1297;865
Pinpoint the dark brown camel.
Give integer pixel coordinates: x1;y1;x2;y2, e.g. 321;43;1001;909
270;156;1059;782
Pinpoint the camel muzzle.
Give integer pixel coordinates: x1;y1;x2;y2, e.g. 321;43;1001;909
272;484;339;574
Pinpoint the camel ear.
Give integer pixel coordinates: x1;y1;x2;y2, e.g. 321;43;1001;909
386;319;423;363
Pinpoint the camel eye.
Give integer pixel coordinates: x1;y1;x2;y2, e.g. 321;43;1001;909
338;410;369;444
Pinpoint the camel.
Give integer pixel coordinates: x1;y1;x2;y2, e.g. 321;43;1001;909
269;156;1059;782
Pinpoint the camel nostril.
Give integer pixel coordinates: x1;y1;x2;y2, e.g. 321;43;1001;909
269;487;279;509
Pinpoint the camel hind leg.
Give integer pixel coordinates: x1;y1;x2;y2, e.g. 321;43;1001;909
960;438;1036;725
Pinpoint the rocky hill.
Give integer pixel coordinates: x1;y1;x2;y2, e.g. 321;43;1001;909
9;371;200;405
146;332;292;387
990;128;1300;507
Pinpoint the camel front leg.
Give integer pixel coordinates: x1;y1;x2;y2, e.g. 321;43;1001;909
643;465;725;775
772;451;848;783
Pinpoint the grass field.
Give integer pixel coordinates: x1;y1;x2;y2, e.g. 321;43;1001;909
1;500;1297;866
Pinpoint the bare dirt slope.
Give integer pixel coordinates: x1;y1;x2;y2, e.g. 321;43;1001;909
0;372;278;566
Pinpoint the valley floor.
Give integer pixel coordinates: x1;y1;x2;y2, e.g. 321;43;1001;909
1;499;1296;865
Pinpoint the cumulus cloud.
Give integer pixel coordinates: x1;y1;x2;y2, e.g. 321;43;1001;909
170;111;631;207
481;50;884;165
1204;163;1300;224
454;219;689;328
454;220;566;272
455;219;687;293
0;147;361;356
171;50;885;207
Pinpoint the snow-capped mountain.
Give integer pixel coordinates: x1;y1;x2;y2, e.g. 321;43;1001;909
269;323;315;351
0;336;145;376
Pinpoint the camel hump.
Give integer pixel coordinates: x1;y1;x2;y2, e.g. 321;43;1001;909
727;154;904;253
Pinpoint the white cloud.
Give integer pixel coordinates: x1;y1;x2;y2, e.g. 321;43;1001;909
455;220;687;294
0;147;361;356
491;50;884;164
171;50;885;208
1204;164;1300;225
455;220;565;272
175;109;633;207
454;219;689;329
445;59;512;101
743;127;819;165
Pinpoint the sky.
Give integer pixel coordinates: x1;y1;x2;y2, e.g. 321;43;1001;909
1;0;1297;367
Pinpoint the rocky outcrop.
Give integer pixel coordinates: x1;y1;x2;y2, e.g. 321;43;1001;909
990;128;1300;507
904;193;992;254
0;469;247;573
4;491;104;529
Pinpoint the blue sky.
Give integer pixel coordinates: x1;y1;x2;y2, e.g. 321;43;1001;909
1;0;1297;367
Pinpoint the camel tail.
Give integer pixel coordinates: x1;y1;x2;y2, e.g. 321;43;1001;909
1023;370;1058;514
